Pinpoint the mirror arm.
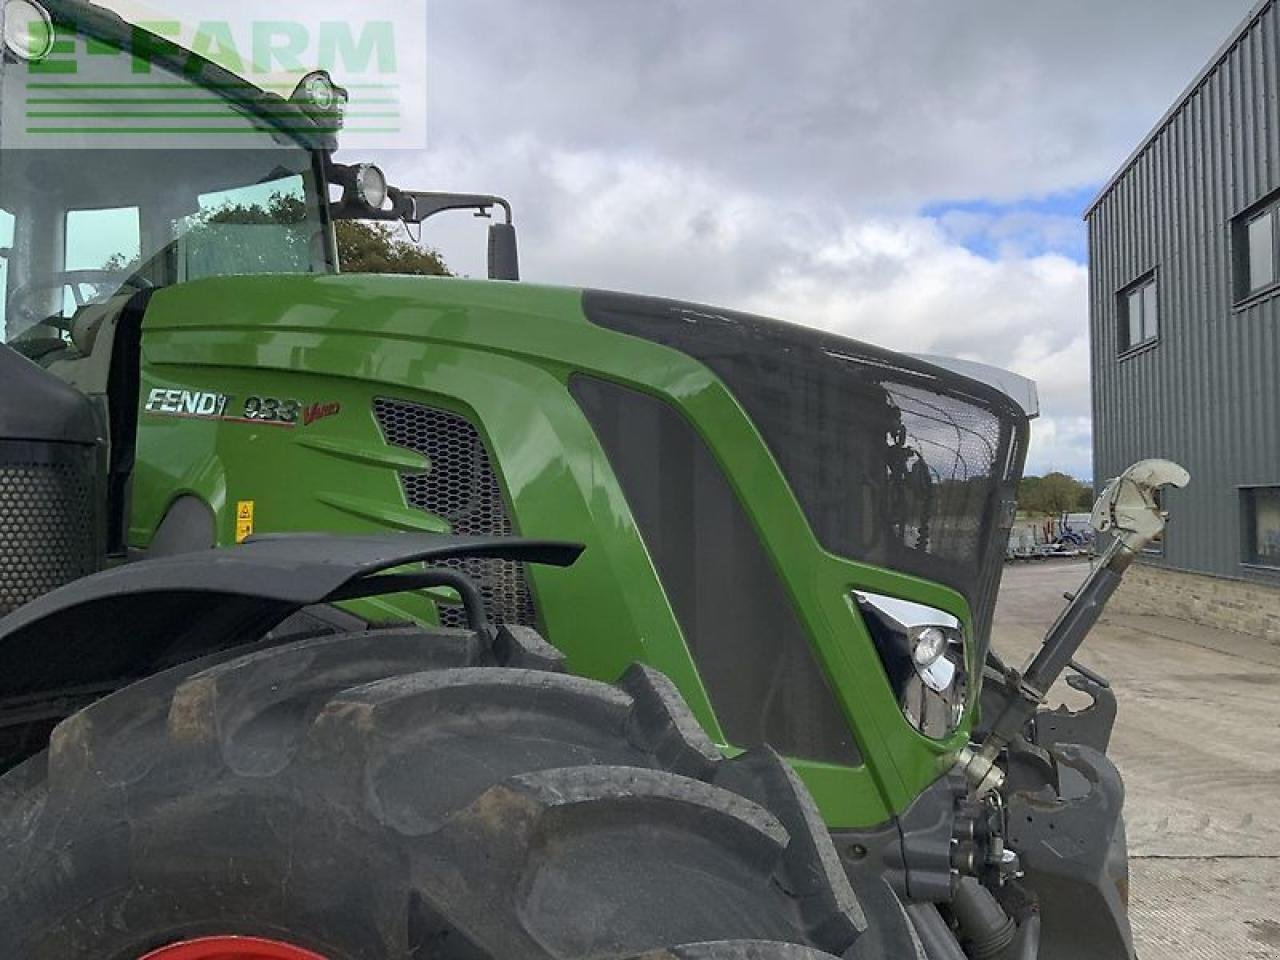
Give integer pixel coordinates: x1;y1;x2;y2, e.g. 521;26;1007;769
399;192;513;225
322;154;521;281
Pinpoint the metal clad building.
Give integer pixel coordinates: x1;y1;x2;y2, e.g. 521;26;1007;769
1087;0;1280;588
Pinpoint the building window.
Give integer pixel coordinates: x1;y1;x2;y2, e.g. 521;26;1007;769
1236;198;1280;299
1243;487;1280;568
1119;275;1158;352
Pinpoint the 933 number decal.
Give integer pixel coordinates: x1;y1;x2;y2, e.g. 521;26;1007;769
143;388;339;428
244;396;301;424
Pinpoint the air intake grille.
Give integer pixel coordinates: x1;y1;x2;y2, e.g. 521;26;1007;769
0;449;96;616
373;398;536;630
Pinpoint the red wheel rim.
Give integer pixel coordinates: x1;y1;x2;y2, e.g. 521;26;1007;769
139;936;330;960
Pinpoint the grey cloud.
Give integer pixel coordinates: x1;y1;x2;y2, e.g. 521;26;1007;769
421;0;1253;206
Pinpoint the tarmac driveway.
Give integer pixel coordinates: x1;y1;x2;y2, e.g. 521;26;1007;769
992;560;1280;960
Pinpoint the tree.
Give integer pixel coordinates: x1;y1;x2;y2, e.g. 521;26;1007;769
195;195;455;277
335;220;451;276
1017;472;1093;515
96;195;453;289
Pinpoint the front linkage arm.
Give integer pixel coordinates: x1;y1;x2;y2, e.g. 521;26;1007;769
959;459;1190;798
929;460;1189;960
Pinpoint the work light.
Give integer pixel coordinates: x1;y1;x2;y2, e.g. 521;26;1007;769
2;0;54;62
291;70;350;128
355;164;389;211
300;71;338;110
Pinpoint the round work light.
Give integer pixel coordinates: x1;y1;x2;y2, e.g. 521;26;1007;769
3;0;54;62
356;164;389;211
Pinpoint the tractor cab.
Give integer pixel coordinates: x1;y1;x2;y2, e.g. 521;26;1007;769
0;0;514;593
0;3;514;371
0;143;335;362
0;7;342;355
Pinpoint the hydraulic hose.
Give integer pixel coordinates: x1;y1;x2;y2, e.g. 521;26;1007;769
951;878;1017;960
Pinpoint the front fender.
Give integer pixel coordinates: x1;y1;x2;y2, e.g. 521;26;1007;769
0;533;582;771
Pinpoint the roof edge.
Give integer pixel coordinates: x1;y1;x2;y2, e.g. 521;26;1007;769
1083;0;1274;220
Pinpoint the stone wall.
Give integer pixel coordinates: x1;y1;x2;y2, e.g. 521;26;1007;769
1110;561;1280;643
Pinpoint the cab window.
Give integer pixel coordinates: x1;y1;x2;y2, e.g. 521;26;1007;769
178;174;316;282
61;206;142;316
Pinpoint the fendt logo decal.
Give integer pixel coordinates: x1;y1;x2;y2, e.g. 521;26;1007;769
144;390;341;428
144;389;230;419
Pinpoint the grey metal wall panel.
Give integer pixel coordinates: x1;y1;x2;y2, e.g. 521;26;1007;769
1088;0;1280;585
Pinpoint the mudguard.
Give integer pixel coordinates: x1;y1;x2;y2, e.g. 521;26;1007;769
0;533;583;702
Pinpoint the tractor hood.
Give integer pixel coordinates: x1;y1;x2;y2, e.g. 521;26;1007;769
0;346;101;445
135;273;1029;662
580;290;1030;647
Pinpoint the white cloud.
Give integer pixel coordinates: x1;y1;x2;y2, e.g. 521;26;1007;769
341;1;1253;481
378;141;1093;474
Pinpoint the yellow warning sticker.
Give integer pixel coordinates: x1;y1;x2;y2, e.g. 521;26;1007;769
235;500;255;544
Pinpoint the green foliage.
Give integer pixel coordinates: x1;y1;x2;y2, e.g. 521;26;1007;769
181;192;316;278
207;197;453;276
205;193;308;225
335;220;451;276
99;192;313;287
1018;472;1094;515
98;192;453;283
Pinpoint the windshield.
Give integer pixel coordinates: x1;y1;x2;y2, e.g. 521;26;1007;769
0;25;334;345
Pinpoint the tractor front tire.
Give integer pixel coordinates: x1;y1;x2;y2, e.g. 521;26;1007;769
0;623;874;960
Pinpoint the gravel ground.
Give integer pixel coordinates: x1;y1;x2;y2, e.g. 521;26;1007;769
993;560;1280;959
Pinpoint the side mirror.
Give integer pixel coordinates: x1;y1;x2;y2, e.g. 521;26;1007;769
488;222;520;282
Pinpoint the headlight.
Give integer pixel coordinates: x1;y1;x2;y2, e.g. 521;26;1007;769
3;0;54;62
854;591;969;739
912;625;948;668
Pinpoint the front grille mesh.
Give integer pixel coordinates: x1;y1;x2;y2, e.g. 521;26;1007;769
0;456;96;616
373;398;537;630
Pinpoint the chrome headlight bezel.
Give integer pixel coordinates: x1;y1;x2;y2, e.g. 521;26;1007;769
854;591;969;739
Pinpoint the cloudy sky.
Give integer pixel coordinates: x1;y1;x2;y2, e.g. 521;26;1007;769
349;1;1257;479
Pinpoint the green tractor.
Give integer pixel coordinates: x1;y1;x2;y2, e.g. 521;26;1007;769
0;4;1188;959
